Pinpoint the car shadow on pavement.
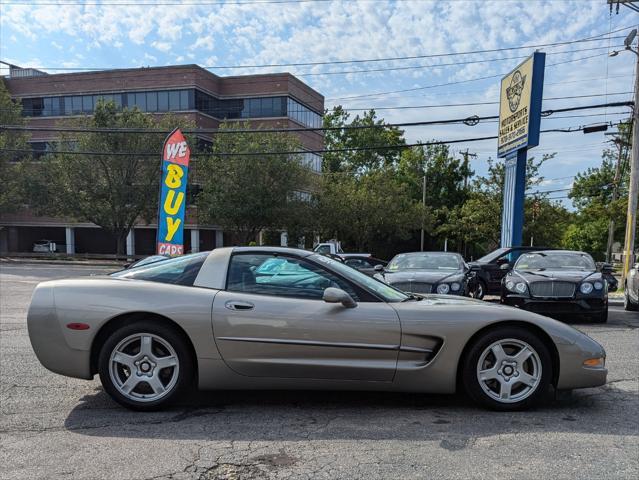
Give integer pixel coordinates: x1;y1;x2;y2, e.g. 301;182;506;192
64;385;638;442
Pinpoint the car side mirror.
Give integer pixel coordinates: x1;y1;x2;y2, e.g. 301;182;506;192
323;287;357;308
374;264;384;272
499;263;512;271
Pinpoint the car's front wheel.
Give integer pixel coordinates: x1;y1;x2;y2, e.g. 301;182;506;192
98;321;193;411
462;327;552;411
471;279;486;300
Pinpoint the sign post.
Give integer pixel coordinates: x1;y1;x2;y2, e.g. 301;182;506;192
498;52;545;248
156;128;190;256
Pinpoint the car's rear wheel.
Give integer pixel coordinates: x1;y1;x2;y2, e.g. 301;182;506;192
625;285;638;311
98;321;193;411
462;327;552;411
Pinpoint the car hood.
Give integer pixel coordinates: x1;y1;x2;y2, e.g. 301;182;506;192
381;270;464;284
511;269;598;283
391;295;592;346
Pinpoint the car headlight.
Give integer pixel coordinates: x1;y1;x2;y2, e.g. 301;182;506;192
514;282;527;294
580;282;594;294
436;284;450;294
593;281;603;290
506;280;515;291
450;282;461;292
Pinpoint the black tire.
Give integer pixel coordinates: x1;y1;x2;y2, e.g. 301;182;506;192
462;326;552;411
592;307;608;323
98;320;194;411
472;279;487;300
625;285;638;311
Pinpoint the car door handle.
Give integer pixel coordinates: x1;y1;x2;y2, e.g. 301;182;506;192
225;301;255;311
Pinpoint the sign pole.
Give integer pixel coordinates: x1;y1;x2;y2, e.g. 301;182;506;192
497;52;545;248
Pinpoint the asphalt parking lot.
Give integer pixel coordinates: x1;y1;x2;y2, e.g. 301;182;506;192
1;263;637;480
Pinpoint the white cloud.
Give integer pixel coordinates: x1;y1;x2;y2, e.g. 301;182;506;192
152;41;172;52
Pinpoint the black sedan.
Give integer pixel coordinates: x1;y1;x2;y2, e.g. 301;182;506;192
467;246;551;299
374;251;471;296
501;250;608;323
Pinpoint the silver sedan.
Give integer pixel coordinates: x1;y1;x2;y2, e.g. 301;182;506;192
27;247;607;411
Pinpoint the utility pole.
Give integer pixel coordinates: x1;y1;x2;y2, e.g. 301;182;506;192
606;138;626;263
611;29;639;282
461;149;477;190
623;44;639;281
420;175;426;251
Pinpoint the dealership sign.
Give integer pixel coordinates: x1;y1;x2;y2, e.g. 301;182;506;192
497;52;545;158
498;52;545;248
156;128;190;256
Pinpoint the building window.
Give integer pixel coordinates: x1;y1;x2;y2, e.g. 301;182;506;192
146;91;158;112
18;89;322;127
158;91;169;111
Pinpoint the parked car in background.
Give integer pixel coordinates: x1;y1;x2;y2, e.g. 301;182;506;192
374;252;471;296
597;263;618;292
468;246;552;299
123;255;169;270
32;240;59;253
342;256;387;277
313;241;371;259
27;246;607;412
624;263;639;311
501;250;608;323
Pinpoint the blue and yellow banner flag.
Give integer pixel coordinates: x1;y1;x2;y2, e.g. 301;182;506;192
156;128;190;256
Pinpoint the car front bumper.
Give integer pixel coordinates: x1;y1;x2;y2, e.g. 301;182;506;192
501;294;606;319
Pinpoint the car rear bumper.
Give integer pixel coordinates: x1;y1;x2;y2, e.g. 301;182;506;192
501;295;606;318
27;283;93;380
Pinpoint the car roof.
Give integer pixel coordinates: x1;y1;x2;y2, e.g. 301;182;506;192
522;249;589;256
230;246;314;257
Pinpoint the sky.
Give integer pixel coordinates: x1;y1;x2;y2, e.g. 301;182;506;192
0;0;637;208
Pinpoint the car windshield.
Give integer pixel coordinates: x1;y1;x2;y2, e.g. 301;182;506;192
387;252;462;271
475;248;509;263
514;252;596;271
310;254;408;302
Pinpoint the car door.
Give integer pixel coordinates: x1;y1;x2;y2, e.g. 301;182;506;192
212;252;401;381
632;264;639;299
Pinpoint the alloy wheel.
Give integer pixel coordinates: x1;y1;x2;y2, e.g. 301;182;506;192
476;338;542;404
108;333;180;403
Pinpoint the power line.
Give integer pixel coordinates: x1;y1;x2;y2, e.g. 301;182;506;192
0;122;627;158
328;51;623;101
1;25;633;73
1;100;630;135
342;91;633;112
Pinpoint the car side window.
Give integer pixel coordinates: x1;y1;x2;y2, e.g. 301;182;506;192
112;252;208;286
227;253;359;301
316;245;331;254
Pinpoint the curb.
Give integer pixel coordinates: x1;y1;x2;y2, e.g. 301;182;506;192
1;258;124;268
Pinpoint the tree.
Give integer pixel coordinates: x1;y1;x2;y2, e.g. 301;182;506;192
397;144;474;251
196;123;314;245
322;106;405;173
447;154;570;258
23;101;191;255
317;168;426;257
0;78;30;213
564;123;631;260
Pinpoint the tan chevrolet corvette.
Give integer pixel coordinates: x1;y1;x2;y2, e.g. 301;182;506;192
27;247;607;411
